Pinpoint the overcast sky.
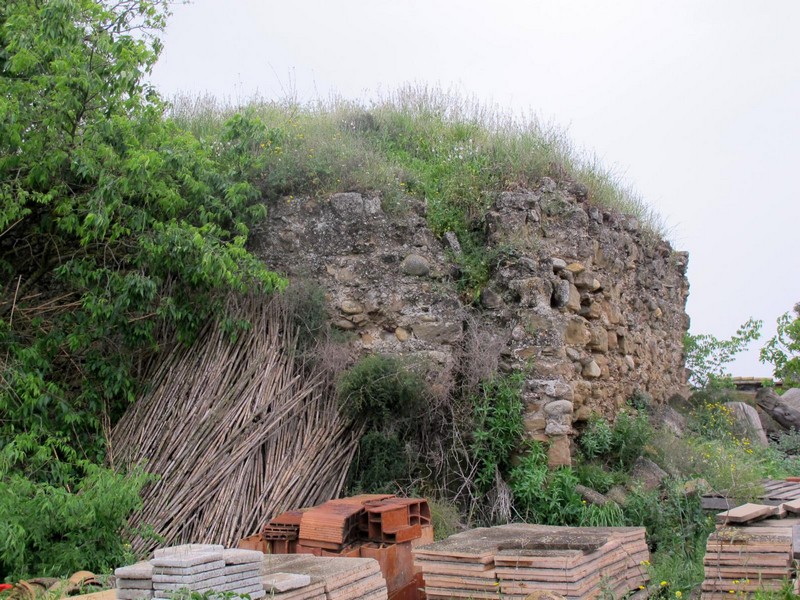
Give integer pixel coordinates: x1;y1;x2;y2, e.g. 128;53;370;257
149;0;800;378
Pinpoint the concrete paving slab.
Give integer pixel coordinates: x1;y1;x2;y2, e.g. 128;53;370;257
115;561;154;580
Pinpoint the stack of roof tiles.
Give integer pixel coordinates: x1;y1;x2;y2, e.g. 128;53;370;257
701;502;800;598
412;524;649;600
260;555;388;600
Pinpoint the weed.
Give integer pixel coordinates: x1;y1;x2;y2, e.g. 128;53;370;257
578;410;651;469
428;498;465;541
470;373;525;493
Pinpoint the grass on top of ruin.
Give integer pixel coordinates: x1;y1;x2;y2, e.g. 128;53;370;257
166;85;669;242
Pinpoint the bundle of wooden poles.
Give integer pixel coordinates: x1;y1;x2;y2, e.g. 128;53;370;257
111;294;360;553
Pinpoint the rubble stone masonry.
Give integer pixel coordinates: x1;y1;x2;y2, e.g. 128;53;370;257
251;178;690;466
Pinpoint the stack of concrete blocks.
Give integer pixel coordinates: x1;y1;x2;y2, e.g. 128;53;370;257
115;561;154;600
218;549;265;598
151;544;227;599
108;543;264;600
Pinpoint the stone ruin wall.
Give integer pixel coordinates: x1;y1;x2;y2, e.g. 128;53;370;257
251;177;690;466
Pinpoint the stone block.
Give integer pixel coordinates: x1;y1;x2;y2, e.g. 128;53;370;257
566;284;582;312
340;300;364;315
545;422;571;436
589;326;608;353
564;318;590;346
547;436;571;467
152;553;223;568
607;330;618;351
412;321;462;344
544;400;573;416
565;262;585;275
226;563;261;577
153;576;227;592
400;253;430;276
582;360;601;378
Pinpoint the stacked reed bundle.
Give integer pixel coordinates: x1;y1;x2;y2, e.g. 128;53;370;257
111;294;360;552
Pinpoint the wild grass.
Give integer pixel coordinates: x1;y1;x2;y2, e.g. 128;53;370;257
165;85;668;240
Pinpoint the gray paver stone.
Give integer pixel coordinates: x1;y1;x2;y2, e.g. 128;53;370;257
154;544;224;558
224;563;257;576
152;560;226;576
115;561;154;580
153;576;226;592
116;579;154;590
151;552;223;568
117;589;154;600
263;573;312;592
151;568;225;584
222;549;263;565
224;570;261;584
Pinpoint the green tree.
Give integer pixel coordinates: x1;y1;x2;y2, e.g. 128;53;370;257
683;318;762;390
761;303;800;387
1;0;282;577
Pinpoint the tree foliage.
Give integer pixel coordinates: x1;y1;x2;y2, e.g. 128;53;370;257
760;303;800;388
1;0;283;578
683;318;762;389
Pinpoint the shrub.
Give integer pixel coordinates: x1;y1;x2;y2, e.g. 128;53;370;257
760;303;800;388
508;442;625;527
0;463;150;580
684;318;762;390
470;373;525;493
574;463;628;494
623;481;713;592
337;355;426;433
578;410;651;469
428;498;465;541
776;428;800;456
345;431;409;494
650;428;764;502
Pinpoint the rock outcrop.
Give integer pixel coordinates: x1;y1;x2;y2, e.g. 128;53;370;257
251;179;690;465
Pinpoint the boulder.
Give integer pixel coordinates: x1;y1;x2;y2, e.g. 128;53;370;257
727;401;769;446
401;254;430;276
630;457;667;491
757;388;800;431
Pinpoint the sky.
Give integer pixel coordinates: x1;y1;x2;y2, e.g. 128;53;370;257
149;0;800;378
